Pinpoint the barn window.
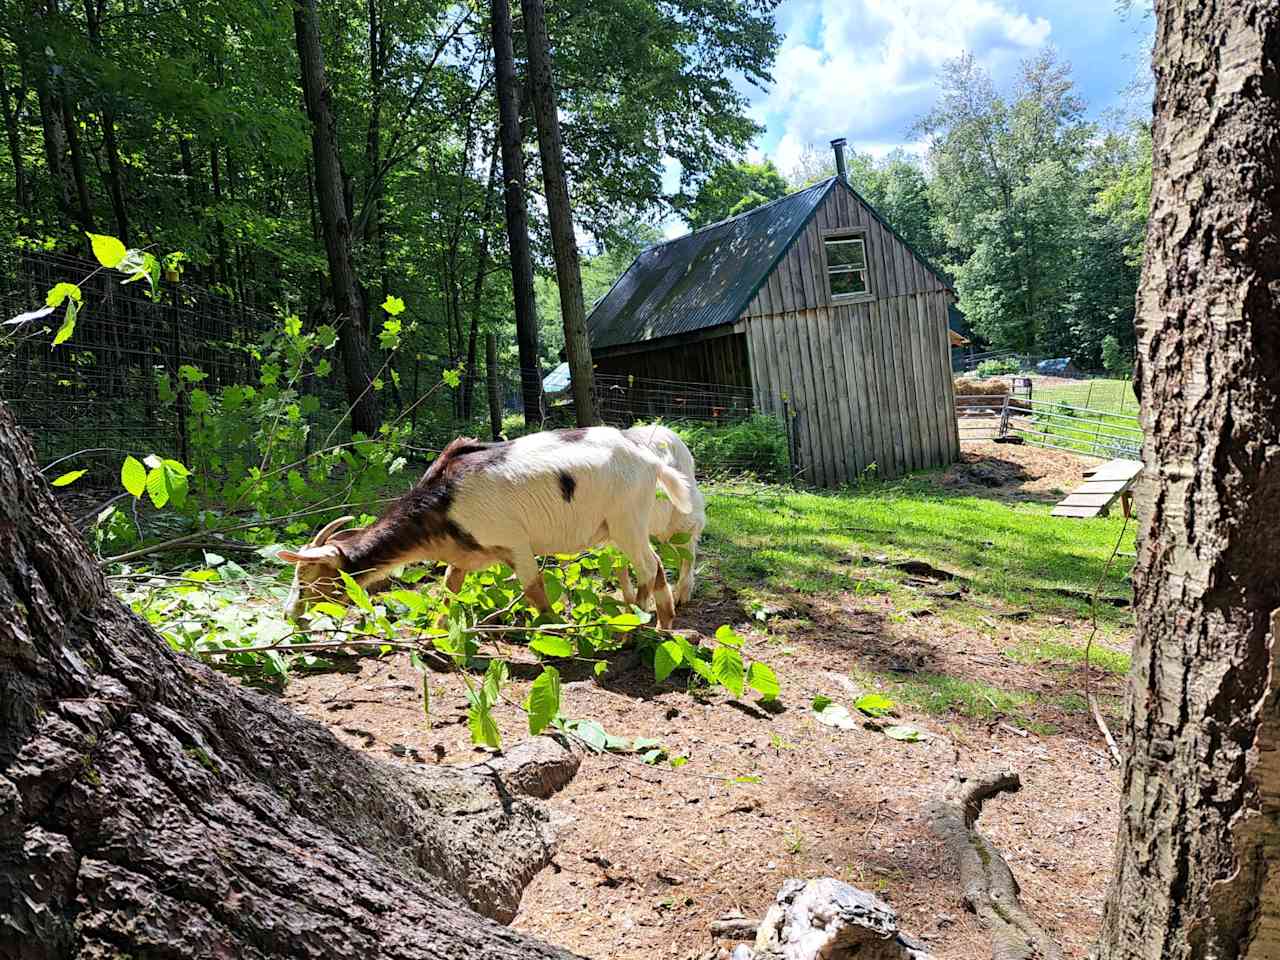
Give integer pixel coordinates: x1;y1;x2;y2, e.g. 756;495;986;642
824;235;870;299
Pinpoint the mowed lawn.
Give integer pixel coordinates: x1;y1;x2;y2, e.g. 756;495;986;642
1035;377;1139;417
703;477;1135;618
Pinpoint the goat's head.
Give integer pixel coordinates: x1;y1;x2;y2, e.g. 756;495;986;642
278;514;359;618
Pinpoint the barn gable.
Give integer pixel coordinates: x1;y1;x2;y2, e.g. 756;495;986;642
586;169;961;487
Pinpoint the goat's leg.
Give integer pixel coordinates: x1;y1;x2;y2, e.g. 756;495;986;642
511;547;551;615
674;527;702;606
613;527;676;630
618;564;637;607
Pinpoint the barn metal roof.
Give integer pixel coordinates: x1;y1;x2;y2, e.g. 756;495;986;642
586;179;834;351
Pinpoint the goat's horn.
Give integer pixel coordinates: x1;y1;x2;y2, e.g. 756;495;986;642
311;515;356;546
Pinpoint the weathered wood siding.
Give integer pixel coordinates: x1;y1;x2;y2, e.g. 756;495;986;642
593;331;751;388
741;182;959;485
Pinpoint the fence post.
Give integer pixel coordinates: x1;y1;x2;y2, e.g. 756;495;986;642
485;333;502;441
170;285;190;466
998;395;1011;440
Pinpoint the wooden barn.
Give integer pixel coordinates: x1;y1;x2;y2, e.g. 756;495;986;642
585;141;961;486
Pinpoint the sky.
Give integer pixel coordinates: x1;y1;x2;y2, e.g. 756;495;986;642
660;0;1152;232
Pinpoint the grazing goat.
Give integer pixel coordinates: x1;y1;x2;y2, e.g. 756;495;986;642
278;427;693;629
618;424;706;608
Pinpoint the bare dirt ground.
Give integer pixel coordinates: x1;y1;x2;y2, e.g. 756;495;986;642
277;444;1125;960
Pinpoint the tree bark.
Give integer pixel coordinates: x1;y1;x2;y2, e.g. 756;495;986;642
293;0;380;436
487;331;502;440
0;400;583;958
1097;2;1280;958
490;0;544;428
520;0;595;426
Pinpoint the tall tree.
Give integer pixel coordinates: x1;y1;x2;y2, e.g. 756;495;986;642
293;0;380;435
1097;0;1280;956
520;0;595;426
685;159;789;229
921;50;1090;353
490;0;544;426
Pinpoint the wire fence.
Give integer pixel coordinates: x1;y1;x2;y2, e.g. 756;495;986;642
1;254;792;482
957;393;1142;460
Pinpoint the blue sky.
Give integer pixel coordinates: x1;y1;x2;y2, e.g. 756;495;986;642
661;0;1152;212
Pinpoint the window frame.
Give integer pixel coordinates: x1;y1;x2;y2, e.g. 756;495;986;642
820;228;874;304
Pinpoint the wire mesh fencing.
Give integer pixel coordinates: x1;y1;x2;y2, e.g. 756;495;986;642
957;392;1142;460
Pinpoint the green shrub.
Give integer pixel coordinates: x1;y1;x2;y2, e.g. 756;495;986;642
1101;335;1133;377
975;357;1020;378
667;415;790;481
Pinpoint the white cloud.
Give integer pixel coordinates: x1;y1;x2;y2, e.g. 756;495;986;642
754;0;1052;171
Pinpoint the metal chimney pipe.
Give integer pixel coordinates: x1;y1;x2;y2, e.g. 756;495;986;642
830;137;848;183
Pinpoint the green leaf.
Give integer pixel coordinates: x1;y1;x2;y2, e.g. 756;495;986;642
572;719;608;752
669;755;688;768
409;652;431;718
811;695;833;712
813;702;857;730
145;466;169;508
527;666;561;735
855;693;896;717
45;282;82;307
483;658;508;706
310;601;348;620
884;725;926;742
442;367;462;388
87;232;127;268
733;775;763;784
607;612;643;631
468;702;501;748
51;469;86;487
119;458;145;499
382;294;405;316
747;662;780;700
388;590;428;617
714;624;744;648
669;531;691;545
713;646;745;697
338;570;374;613
284;314;302;336
654;639;683;682
530;633;574;658
51;299;79;347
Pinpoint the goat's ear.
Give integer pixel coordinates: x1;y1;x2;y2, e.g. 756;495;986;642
277;543;345;565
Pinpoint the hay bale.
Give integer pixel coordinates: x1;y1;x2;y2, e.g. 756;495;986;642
953;377;1010;397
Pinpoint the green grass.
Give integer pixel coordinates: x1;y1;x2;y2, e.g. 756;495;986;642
1034;378;1138;417
704;477;1135;623
1006;637;1131;675
853;667;1057;735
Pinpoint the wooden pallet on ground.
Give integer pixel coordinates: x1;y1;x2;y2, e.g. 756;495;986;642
1051;458;1143;518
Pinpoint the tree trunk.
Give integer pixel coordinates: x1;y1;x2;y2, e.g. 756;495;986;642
1096;2;1280;958
83;0;127;244
487;330;503;440
0;400;583;958
293;0;380;436
59;85;94;232
462;143;498;422
0;63;30;214
33;41;76;224
490;0;544;428
519;0;595;426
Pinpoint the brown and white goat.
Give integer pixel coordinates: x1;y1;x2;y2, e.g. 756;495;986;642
278;427;693;628
617;424;706;608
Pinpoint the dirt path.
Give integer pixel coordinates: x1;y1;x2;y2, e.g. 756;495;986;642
282;591;1122;959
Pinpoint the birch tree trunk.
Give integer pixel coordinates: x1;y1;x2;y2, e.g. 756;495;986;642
1097;2;1280;957
0;400;582;958
490;0;544;427
519;0;595;426
293;0;380;436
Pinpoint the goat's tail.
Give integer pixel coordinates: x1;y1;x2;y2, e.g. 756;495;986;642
657;463;693;514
